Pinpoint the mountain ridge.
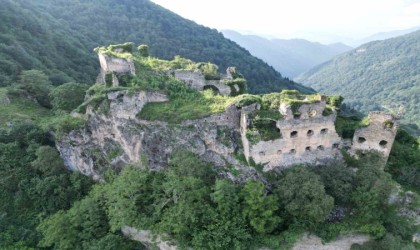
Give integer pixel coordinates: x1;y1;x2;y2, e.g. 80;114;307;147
0;0;313;94
296;30;420;131
222;30;352;78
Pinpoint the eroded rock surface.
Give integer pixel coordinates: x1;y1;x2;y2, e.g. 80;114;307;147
57;90;251;180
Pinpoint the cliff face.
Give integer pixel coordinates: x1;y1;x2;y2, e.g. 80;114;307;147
57;90;247;180
57;88;399;180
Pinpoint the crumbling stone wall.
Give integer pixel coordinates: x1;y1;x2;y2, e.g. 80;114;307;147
241;99;342;171
352;112;398;161
97;53;136;86
182;105;241;129
169;69;235;96
240;99;398;171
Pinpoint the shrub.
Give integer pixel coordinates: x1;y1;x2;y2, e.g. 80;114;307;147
137;44;149;57
50;82;90;112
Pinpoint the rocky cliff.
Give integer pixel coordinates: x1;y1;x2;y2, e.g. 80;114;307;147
57;89;259;180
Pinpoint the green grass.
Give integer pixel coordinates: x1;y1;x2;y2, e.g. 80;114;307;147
246;109;282;144
335;115;370;139
0;88;53;127
139;89;232;123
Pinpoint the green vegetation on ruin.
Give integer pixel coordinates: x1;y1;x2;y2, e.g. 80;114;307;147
85;46;341;127
246;109;282;144
0;55;418;250
334;115;371;139
245;90;343;144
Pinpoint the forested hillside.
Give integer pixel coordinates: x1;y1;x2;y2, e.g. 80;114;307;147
0;0;312;94
223;30;351;78
0;0;98;86
296;31;420;131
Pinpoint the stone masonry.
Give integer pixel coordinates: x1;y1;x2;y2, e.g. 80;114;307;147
97;53;136;86
168;68;237;96
240;97;398;171
352;112;398;162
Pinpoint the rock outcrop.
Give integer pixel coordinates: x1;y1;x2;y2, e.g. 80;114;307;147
57;90;250;180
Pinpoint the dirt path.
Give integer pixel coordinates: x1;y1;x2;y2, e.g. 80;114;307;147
293;234;370;250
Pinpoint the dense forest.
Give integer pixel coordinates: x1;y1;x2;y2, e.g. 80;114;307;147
0;0;418;248
0;47;419;248
0;0;313;94
296;30;420;134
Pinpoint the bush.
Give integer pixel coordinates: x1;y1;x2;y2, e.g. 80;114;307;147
273;166;334;226
199;63;220;80
50;82;90;112
231;94;261;107
15;70;54;108
137;44;149;57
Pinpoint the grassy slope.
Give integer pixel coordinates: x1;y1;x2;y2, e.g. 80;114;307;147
296;30;420;130
0;88;53;127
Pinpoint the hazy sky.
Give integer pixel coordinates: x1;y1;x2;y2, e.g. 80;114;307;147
150;0;420;43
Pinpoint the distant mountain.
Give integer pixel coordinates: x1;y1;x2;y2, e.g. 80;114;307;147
0;0;313;94
222;30;352;78
296;30;420;129
354;26;420;46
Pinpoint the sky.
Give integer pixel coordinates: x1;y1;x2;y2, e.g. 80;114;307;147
150;0;420;44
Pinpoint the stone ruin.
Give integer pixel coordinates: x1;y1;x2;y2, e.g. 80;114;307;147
240;96;398;171
351;112;398;162
93;53;398;171
96;53;241;97
167;67;241;96
96;53;136;86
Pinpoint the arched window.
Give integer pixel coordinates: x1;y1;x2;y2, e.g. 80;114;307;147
358;137;366;143
379;140;388;148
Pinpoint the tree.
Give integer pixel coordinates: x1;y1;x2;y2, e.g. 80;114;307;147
314;163;355;205
37;195;110;250
192;180;251;249
50;82;90;111
104;167;160;231
241;180;282;234
31;146;65;176
274;166;334;225
351;152;394;222
17;70;53;108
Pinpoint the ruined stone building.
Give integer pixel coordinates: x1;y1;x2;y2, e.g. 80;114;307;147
69;52;399;178
97;53;243;96
166;67;239;96
239;97;398;171
97;53;136;86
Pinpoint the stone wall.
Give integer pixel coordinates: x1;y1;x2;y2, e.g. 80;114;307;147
97;53;136;86
98;53;135;75
242;100;342;171
352;112;398;161
170;69;233;96
241;99;399;171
